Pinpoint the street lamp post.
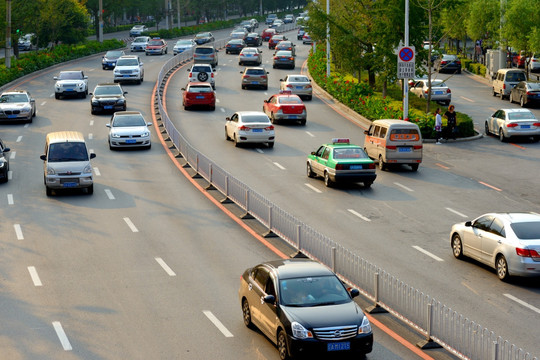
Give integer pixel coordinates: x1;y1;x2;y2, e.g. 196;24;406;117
5;0;12;68
98;0;103;43
326;0;330;78
403;0;409;120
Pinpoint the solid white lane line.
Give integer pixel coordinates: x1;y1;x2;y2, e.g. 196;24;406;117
459;96;474;103
123;217;139;232
504;294;540;314
306;131;315;137
14;224;24;240
273;162;286;170
8;171;12;180
412;246;444;261
27;266;43;286
93;167;101;176
446;207;467;218
394;182;413;192
255;148;264;154
305;183;322;193
89;120;94;126
155;257;176;276
16;136;22;142
104;189;115;200
7;194;14;205
52;321;73;351
40;101;46;106
203;310;234;338
9;151;16;160
88;133;93;140
347;209;371;222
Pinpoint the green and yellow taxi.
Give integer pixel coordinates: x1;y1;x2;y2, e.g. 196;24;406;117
306;138;376;187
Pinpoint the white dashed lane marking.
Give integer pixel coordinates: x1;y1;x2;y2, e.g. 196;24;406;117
446;207;467;218
7;194;14;205
155;257;176;276
412;246;444;261
504;294;540;314
203;310;234;337
52;322;73;351
394;182;413;192
28;266;43;286
305;183;322;193
14;224;24;240
104;189;115;200
347;209;371;222
123;217;139;232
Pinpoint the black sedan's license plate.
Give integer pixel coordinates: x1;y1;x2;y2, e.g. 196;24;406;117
327;342;350;351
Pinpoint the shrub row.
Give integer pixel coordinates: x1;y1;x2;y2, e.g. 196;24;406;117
307;47;475;139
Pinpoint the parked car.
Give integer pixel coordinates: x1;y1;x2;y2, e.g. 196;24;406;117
263;91;307;125
113;55;144;84
188;64;216;89
54;70;88;99
106;111;152;150
528;54;540;73
0;90;36;122
484;108;540;142
0;137;10;183
193;45;219;68
225;39;246;54
225;111;275;148
274;40;296;56
307;138;377;187
145;38;167;55
238;47;262;66
194;32;214;45
261;28;277;42
410;78;451;106
130;36;151;52
434;54;461;74
102;50;125;70
239;259;373;359
240;67;269;90
182;82;216;111
273;50;295;69
492;68;527;100
129;25;148;37
244;33;262;47
89;83;128;114
509;81;540;107
173;39;196;55
450;212;540;281
279;74;312;100
269;34;286;49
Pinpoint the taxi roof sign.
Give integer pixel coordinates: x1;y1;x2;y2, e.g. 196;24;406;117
332;138;350;144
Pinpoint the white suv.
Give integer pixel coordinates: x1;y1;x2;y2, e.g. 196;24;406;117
114;56;144;84
188;64;215;89
130;36;151;52
54;70;88;99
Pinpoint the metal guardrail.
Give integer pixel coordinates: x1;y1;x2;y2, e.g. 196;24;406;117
153;25;537;360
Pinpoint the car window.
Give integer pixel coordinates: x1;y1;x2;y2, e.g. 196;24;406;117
333;147;368;159
241;115;269;123
48;142;88;162
390;128;420;141
489;217;506;237
188;85;212;93
510;221;540;240
379;127;388;138
192;66;211;72
290;76;309;82
321;147;331;160
246;69;265;75
58;72;83;80
372;125;381;138
528;83;540;90
106;51;123;57
117;59;139;66
315;146;325;157
508;111;535;120
112;115;146;127
278;97;302;104
279;276;350;307
265;278;277;298
253;267;269;289
507;72;526;82
473;215;494;231
0;94;28;103
195;47;213;54
94;86;122;96
148;40;163;46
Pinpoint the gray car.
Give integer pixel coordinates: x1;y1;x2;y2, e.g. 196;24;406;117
0;90;36;122
450;212;540;281
272;50;295;69
279;74;312;100
485;108;540;142
193;46;219;68
410;78;451;106
238;47;262;66
240;67;269;90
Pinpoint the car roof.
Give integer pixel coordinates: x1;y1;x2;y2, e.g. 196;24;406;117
95;83;121;87
497;68;526;74
482;212;540;223
46;131;85;144
499;108;533;113
261;259;334;280
275;94;302;100
188;82;213;86
372;119;421;127
2;90;29;95
118;55;138;59
237;111;267;116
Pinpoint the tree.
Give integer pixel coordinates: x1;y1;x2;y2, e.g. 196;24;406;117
503;0;540;70
465;0;499;50
38;0;90;46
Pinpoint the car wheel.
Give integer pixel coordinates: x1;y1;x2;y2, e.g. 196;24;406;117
324;172;332;187
499;128;507;142
277;330;291;360
364;181;372;188
520;96;526;107
87;184;94;195
306;162;315;178
46;187;52;196
234;135;239;147
492;88;497;96
496;255;510;281
499;91;505;100
484;122;491;136
270;113;276;124
307;95;312;101
32;108;36;118
109;141;113;150
225;128;231;141
451;234;464;259
264;85;268;90
410;163;419;172
378;155;386;171
55;93;60;99
300;119;306;126
267;142;274;148
241;299;254;329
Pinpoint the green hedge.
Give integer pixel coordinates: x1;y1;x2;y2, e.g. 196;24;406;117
0;39;125;87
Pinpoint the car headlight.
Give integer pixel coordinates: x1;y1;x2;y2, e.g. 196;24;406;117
92;100;99;105
114;70;120;74
83;164;92;174
0;160;5;168
116;99;125;104
358;316;372;334
47;167;55;175
142;131;150;137
20;107;31;113
291;322;313;339
111;133;121;138
132;69;139;74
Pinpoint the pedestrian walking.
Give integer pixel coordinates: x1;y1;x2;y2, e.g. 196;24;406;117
434;108;442;144
443;105;457;140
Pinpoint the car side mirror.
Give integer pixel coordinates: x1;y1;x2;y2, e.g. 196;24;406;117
263;295;275;304
90;153;97;159
266;72;269;74
3;147;10;153
226;117;231;121
239;71;243;74
140;62;144;66
350;288;360;298
147;122;153;127
465;221;472;227
263;100;268;103
40;154;46;161
181;88;186;91
311;151;316;155
364;130;369;135
53;77;58;80
84;76;88;79
124;91;128;95
30;98;35;103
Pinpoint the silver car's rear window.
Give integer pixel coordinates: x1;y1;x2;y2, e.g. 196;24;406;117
508;111;535;120
510;222;540;240
242;115;269;123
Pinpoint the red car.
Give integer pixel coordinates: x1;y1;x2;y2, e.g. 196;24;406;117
261;28;277;42
262;91;307;125
182;82;216;111
145;38;168;55
268;35;286;49
514;50;527;68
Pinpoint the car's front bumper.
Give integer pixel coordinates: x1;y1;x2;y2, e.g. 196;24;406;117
287;333;373;358
45;175;93;189
109;136;151;148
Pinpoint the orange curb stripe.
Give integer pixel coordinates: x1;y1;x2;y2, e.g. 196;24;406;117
151;64;288;260
510;143;526;150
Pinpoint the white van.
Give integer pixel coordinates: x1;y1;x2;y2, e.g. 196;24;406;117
40;131;96;196
492;68;526;99
363;119;423;171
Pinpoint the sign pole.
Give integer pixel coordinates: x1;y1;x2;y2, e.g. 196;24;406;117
403;0;409;120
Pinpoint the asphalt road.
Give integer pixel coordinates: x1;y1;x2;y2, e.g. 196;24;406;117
163;29;540;358
0;27;464;360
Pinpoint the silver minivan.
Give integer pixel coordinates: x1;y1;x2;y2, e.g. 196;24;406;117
40;131;96;196
492;68;526;100
364;119;423;171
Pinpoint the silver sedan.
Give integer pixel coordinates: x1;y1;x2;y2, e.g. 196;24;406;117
106;111;152;149
279;74;312;100
410;79;451;106
238;47;262;66
450;212;540;281
485;108;540;142
225;111;275;148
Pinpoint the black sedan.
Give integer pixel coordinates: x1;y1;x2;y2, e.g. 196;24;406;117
90;83;128;114
434;54;462;74
225;39;246;54
239;258;373;360
0;137;10;183
194;32;214;45
273;50;295;69
245;33;262;47
510;81;540;107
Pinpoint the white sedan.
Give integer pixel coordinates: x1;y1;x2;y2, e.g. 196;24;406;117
225;111;275;148
484;108;540;142
106;111;152;149
279;74;313;100
410;78;451;106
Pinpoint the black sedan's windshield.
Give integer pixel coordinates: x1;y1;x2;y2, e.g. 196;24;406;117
279;275;351;307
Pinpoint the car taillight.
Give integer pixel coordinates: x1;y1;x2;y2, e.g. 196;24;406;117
424;90;428;94
335;164;344;170
516;248;540;258
367;163;376;169
503;84;506;89
306;85;312;88
289;57;294;60
189;73;192;78
239;125;251;131
533;122;540;127
273;56;278;60
456;61;461;65
261;75;267;79
386;145;397;150
447;88;451;93
243;75;250;79
441;61;447;65
506;123;519;128
265;125;274;130
211;73;214;78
